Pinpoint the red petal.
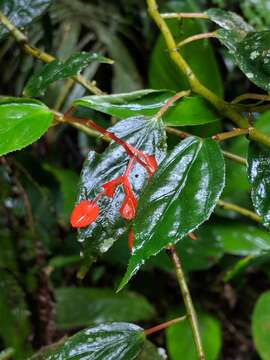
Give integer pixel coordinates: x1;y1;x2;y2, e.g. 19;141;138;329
128;227;134;252
102;176;123;198
119;194;137;220
70;200;100;228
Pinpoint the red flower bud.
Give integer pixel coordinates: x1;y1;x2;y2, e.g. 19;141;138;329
145;155;158;174
102;176;123;198
128;227;134;252
119;194;137;220
70;200;100;228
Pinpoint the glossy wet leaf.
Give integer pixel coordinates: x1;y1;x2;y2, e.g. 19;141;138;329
148;2;223;96
77;116;166;257
216;30;270;91
0;0;51;39
248;142;270;227
0;97;53;156
252;290;270;360
166;312;221;360
75;91;220;127
207;8;253;39
119;137;225;290
55;287;155;329
24;52;112;97
45;323;145;360
0;270;32;358
212;223;270;256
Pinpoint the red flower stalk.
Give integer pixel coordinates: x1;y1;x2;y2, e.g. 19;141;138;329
128;227;134;253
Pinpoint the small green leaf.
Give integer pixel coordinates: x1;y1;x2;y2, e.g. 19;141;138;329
119;137;225;290
206;8;253;39
77;116;166;257
74;91;220;127
248;141;270;227
55;287;155;329
24;52;112;97
212;222;270;256
0;98;53;156
166;312;222;360
45;323;145;360
252;290;270;360
0;0;51;40
216;30;270;91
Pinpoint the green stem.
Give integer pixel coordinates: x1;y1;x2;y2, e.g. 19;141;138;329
217;200;261;223
167;246;205;360
212;128;249;141
154;90;190;120
161;12;208;19
177;32;217;48
222;151;247;166
146;0;270;148
0;11;104;95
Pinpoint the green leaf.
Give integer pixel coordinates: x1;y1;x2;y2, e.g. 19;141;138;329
44;165;79;223
252;290;270;360
166;312;222;360
206;8;253;39
0;0;51;40
0;270;32;359
55;287;155;329
150;224;224;273
216;30;270;91
138;341;165;360
0;97;53;156
74;90;220;127
248;141;270;227
119;137;225;290
24;52;112;97
77;116;166;257
44;323;145;360
212;222;270;256
148;3;223;96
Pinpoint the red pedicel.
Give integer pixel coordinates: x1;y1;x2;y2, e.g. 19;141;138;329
102;176;123;198
145;155;158;174
119;194;137;220
128;227;134;252
70;200;100;228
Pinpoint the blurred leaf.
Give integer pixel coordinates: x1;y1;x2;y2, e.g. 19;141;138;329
138;341;165;360
216;30;270;91
0;270;32;358
55;287;155;329
207;8;253;39
248;141;270;227
0;0;51;39
148;3;223;96
151;224;224;273
0;97;53;156
166;312;222;360
75;90;220;127
212;222;270;255
252;290;270;360
24;52;112;97
119;137;225;290
0;230;17;272
44;323;145;360
44;164;79;223
77;116;166;258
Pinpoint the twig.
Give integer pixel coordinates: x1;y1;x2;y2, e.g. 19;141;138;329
167;246;205;360
161;12;208;19
217;200;261;223
212;128;249;141
154;90;191;120
177;32;217;48
0;11;104;95
231;93;270;104
221;151;247;166
145;316;187;336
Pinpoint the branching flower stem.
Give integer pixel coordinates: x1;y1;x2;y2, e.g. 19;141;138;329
146;0;270;148
0;11;104;95
167;246;205;360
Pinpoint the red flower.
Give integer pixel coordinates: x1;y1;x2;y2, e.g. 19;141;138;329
145;155;158;174
119;193;137;220
70;200;100;228
102;176;123;198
